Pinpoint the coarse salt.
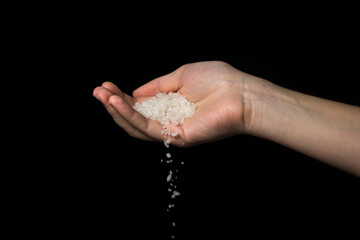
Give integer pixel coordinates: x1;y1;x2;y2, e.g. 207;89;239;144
133;92;196;147
132;92;194;239
171;190;181;199
167;170;172;182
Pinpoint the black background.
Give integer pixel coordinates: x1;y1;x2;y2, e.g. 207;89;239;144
11;1;359;239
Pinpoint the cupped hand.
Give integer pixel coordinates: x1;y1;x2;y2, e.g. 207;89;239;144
93;61;249;147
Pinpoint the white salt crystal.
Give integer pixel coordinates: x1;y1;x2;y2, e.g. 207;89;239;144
132;93;193;220
171;190;181;199
133;92;196;147
167;170;172;182
161;129;171;136
132;92;196;126
164;138;171;148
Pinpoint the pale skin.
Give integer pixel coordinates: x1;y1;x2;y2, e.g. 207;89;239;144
93;61;360;177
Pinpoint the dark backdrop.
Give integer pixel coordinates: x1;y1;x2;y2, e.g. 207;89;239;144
19;1;360;239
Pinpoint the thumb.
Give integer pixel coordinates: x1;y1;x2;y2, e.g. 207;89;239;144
132;66;185;98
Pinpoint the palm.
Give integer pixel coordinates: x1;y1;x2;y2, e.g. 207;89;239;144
172;62;245;145
94;61;246;147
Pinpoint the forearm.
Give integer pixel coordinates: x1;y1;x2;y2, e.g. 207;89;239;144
243;76;360;176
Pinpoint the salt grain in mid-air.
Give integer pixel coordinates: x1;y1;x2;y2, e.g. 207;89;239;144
133;92;196;239
171;190;181;199
167;170;173;182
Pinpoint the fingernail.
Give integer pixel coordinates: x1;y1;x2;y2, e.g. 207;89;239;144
93;88;100;100
94;94;99;100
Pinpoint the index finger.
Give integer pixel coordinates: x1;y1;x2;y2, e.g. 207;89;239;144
108;95;165;141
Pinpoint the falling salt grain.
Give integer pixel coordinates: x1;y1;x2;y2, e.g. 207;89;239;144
171;190;181;199
167;170;172;182
164;138;171;148
166;175;172;182
132;93;195;239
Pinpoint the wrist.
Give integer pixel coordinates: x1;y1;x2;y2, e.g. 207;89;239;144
242;74;292;140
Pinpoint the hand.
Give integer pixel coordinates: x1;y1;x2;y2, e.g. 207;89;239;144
93;61;360;175
93;61;249;147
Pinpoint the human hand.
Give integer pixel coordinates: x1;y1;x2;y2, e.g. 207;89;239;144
94;61;360;176
93;61;251;147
